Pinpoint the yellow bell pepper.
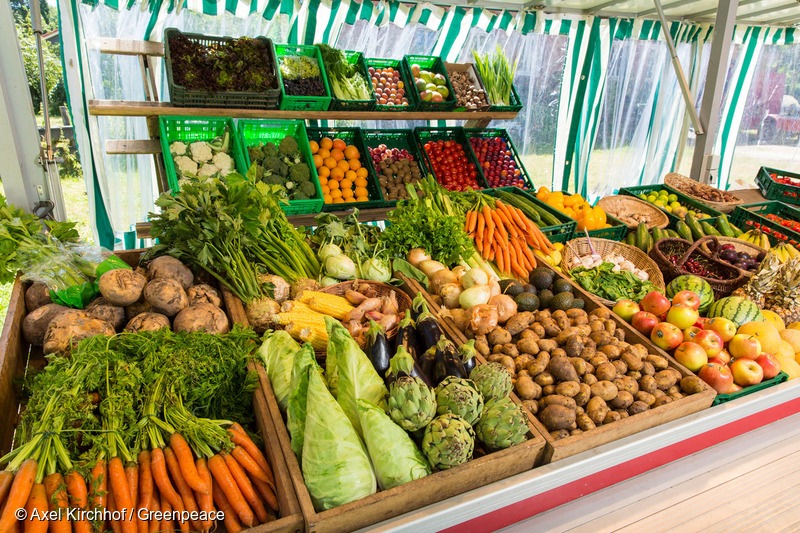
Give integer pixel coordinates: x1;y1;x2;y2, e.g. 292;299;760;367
592;205;607;226
537;186;551;201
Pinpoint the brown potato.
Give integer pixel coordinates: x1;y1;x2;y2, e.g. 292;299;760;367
516;337;540;356
582;373;598;385
680;375;706;395
628;401;650;415
635;391;656;406
43;311;115;354
514;354;534;372
534;372;555;387
501;343;519;358
529;323;545;338
654;369;679;391
527;351;550;376
621;349;644;371
609;390;634;409
573;383;592;406
595;362;617;381
599;345;621;359
539;404;576;432
23;303;69;346
548;356;580;382
519;329;540;341
556;381;581;398
550;429;571;441
576;412;596;431
515;375;541;400
646;354;669;370
653;395;673;407
475;338;491;357
641;361;656;376
570;357;588;376
603;411;622;424
586;396;609;425
615;376;640;396
521;399;538;415
488;327;512;346
590;380;618;402
506;312;535;335
611;359;628;376
589;355;609;369
537;339;558;353
542;384;557;396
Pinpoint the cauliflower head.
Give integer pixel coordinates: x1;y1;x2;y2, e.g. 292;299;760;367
174;155;198;176
190;142;213;163
212;152;234;176
198;163;220;177
170;141;188;157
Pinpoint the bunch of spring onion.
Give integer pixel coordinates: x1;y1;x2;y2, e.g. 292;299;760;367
472;46;518;106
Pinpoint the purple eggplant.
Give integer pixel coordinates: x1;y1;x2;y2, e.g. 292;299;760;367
394;310;420;361
433;336;465;384
366;320;391;378
420;345;437;383
414;297;444;353
459;340;477;375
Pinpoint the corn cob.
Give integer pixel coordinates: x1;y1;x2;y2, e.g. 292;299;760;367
284;322;328;351
296;291;354;320
274;308;329;349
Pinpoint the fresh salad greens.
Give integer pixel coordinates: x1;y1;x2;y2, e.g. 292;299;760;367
316;44;372;101
570;262;662;302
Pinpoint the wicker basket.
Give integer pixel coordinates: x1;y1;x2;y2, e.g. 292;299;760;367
699;236;766;278
597;195;669;229
649;236;748;299
664;173;743;214
561;237;665;306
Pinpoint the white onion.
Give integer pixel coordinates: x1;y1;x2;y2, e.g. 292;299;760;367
461;268;489;288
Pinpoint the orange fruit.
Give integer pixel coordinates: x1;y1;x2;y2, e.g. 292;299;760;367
345;197;357;203
335;160;349;173
323;194;332;204
340;178;353;190
331;148;345;162
354;177;368;188
342;188;354;199
355;186;369;198
331;189;343;199
312;154;324;168
330;167;345;181
320;137;333;150
328;177;341;189
348;159;362;171
317;148;331;160
344;145;360;160
309;140;319;154
345;170;357;182
333;197;345;204
332;138;347;151
317;165;330;178
355;195;369;202
321;185;330;195
356;167;368;178
324;157;337;169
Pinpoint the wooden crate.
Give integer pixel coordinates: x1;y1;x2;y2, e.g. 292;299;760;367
0;250;304;533
394;268;716;464
228;289;546;533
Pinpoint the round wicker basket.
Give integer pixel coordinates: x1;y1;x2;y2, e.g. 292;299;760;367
664;172;743;213
699;236;766;278
597;195;669;229
561;237;665;306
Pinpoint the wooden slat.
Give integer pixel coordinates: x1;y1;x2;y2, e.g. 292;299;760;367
88;99;520;121
105;139;162;155
731;188;767;204
90;38;164;57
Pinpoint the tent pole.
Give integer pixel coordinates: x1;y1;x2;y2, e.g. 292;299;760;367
690;0;739;184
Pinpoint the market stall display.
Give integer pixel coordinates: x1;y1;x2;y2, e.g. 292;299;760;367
445;63;489;111
535;188;623;239
404;55;457;111
363;129;426;203
416;127;484;191
317;45;375;111
597;195;669;230
620;184;721;225
755;166;800;206
471;47;522;113
466;129;532;189
665;172;743;213
365;58;415;110
274;44;332;111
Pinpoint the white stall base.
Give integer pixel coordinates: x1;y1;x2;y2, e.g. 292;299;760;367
362;381;800;533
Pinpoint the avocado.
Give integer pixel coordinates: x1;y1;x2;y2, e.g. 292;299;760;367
550;292;574;311
515;292;540;312
570;298;585;310
529;268;554;291
499;279;524;297
538;289;554;309
522;284;537;294
553;279;573;294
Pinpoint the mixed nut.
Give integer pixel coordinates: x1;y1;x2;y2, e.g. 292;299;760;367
448;70;489;110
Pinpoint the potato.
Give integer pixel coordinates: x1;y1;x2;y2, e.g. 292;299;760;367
641;361;656;376
475;338;490;357
611;359;628;376
547;356;579;382
527;351;550;376
86;297;126;331
516;337;540;356
635;391;656;406
23;303;69;345
537;339;558;353
125;300;153;321
521;399;538;415
186;284;222;307
529;323;545;338
609;390;634;409
539;404;576;432
124;312;171;333
25;283;52;313
542;384;557;396
590;380;618;402
653;395;673;407
505;312;534;335
534;372;555;387
98;269;147;306
570;357;588;376
654;369;679;391
43;311;115;354
628;400;650;415
564;337;584;358
590;308;611;320
586;396;609;425
551;348;567;359
147;255;193;290
501;343;519;358
488;327;512;346
621;349;644;371
595;362;617;381
680;375;706;395
550;429;571;441
515;375;541;400
514;354;534;372
646;354;669;370
615;376;640;396
599;345;620;359
573;383;592;406
555;381;581;398
603;411;622;424
582;373;598;385
519;329;539;341
576;412;596;431
628;370;642;380
589;355;609;369
173;303;230;334
144;278;188;317
497;355;516;375
604;320;616;335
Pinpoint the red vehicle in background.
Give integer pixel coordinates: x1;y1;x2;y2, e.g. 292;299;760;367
744;70;800;144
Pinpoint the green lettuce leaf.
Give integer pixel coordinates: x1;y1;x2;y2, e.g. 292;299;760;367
302;367;376;511
257;330;300;412
357;399;430;489
324;316;340;397
286;343;317;458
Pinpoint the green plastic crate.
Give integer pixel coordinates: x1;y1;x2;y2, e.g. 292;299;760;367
305;127;385;211
554;191;628;242
327;51;377;112
237;119;323;215
361;129;428;207
619;184;722;227
164;28;280;109
730;201;800;247
487;83;523;113
491;187;577;244
464;128;534;191
402;55;457;112
364;57;418;112
274;44;332;111
711;371;788;406
414;127;487;190
755;166;800;206
159;116;244;194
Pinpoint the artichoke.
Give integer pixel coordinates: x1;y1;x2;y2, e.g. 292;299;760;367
422;414;475;470
475;397;529;451
469;363;512;402
435;377;484;426
387;376;437;432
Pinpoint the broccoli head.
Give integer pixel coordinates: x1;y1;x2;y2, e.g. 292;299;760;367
298;181;316;198
264;174;286;186
293;191;309;200
263;156;283;173
279;135;299;157
289;163;311;182
278;161;290;178
263;142;279;158
248;145;264;161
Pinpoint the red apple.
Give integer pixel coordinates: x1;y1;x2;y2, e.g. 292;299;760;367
683;326;702;343
695;317;709;329
697;363;734;394
726;382;743;394
694;330;724;357
672;290;701;311
632;311;660;336
666;304;701;330
651;322;684;351
640;291;671;316
612;299;641;323
706;317;737;343
728;334;762;360
730;358;764;386
674;342;708;372
755;353;781;380
709;350;731;366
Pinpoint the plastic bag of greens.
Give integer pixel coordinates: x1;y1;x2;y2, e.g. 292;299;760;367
302;367;376;510
286;343;317;458
257;330;301;412
357;399;430;489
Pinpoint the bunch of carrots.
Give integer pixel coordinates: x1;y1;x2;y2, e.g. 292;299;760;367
464;200;555;279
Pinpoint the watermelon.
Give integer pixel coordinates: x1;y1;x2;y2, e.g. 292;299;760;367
666;275;714;313
706;296;764;326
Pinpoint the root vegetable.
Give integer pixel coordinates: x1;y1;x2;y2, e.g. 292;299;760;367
144;278;189;317
43;311;115;354
419;260;446;277
124;312;171;333
488;294;517;324
23;303;69;346
440;283;463;309
98;269;148;306
245;297;280;335
186;284;222;307
126;300;153;321
147;256;194;290
429;269;457;295
87;297;126;331
25;282;52;312
174;303;230;334
407;248;430;267
290;278;320;299
258;274;290;303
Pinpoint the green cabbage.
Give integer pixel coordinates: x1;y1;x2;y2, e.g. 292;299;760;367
357;399;430;489
327;318;388;436
286;343;318;458
257;330;300;412
302;367;376;510
323;316;340;397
